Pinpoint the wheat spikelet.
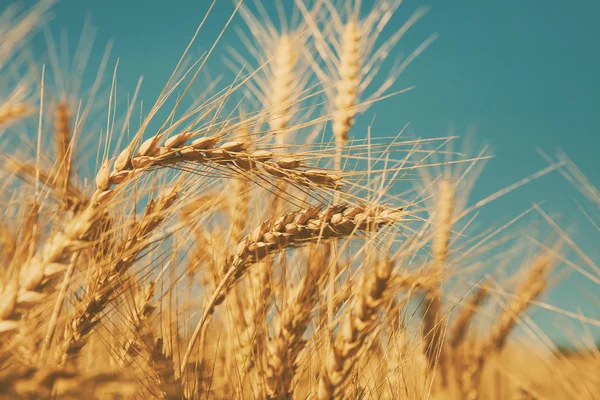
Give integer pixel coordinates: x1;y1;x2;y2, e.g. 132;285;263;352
110;133;344;193
235;0;311;146
228;204;403;289
298;0;431;171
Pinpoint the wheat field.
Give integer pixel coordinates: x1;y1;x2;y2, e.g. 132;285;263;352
0;1;598;399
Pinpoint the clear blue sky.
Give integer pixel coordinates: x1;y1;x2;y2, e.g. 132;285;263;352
19;0;600;345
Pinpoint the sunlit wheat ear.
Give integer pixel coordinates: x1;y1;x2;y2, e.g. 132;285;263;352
109;132;344;195
331;19;359;152
0;366;138;398
264;246;329;399
317;259;392;399
61;187;180;363
0;103;35;126
53;102;73;200
269;34;299;139
449;282;490;349
180;204;403;374
421;178;454;387
462;254;553;400
232;0;313;145
122;282;185;399
432;178;454;264
0;83;35;126
297;0;433;169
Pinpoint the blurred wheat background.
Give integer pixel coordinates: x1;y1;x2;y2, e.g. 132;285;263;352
0;0;598;399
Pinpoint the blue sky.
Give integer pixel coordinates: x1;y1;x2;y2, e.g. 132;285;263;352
19;0;600;345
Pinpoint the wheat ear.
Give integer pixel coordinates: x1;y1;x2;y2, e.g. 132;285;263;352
0;103;34;125
422;179;453;386
0;366;137;398
332;19;360;170
449;283;490;349
462;255;552;400
180;204;403;374
317;259;392;399
269;34;299;144
53;101;73;202
111;133;344;191
122;282;186;400
61;188;178;363
264;246;330;399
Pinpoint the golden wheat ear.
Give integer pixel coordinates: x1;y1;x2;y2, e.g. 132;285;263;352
296;0;433;170
180;204;403;375
317;259;392;399
461;254;554;400
264;245;330;399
